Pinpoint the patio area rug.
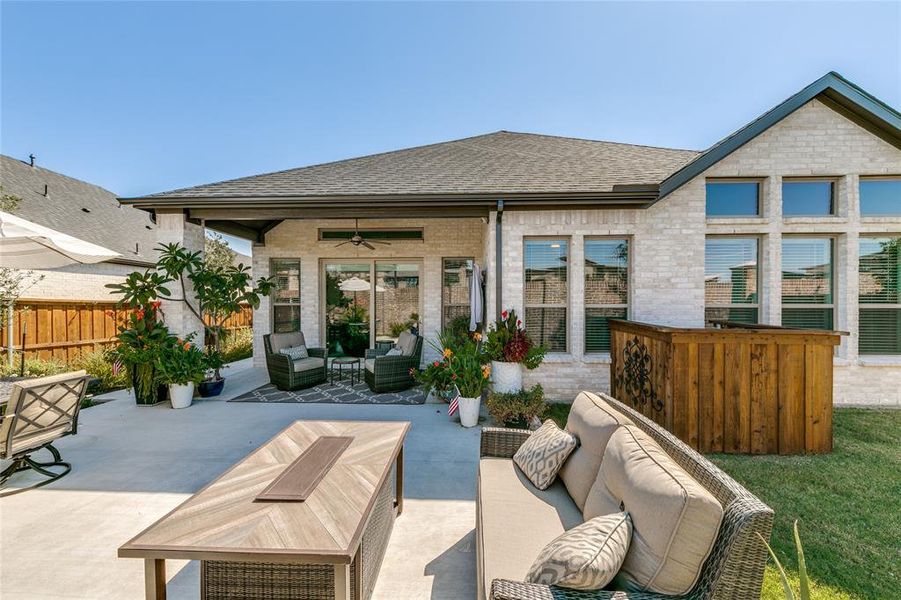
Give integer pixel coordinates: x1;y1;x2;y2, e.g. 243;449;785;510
229;380;426;405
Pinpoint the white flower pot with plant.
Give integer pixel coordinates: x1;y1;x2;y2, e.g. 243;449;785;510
156;334;207;410
445;334;491;428
458;395;481;428
486;309;547;394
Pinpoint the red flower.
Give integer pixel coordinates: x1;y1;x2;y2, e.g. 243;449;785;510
501;310;508;319
517;319;522;326
135;308;145;320
433;361;440;367
451;374;457;380
151;300;162;311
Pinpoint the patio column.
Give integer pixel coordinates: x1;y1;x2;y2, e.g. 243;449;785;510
155;209;206;348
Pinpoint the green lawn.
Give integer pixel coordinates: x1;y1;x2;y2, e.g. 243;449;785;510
544;404;901;599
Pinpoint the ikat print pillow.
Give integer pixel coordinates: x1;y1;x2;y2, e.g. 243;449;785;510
513;419;577;490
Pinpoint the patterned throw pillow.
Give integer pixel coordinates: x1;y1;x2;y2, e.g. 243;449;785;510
513;420;577;490
527;512;632;590
278;345;309;360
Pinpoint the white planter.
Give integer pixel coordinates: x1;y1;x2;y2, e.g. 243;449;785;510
491;361;523;394
169;383;194;409
458;396;481;428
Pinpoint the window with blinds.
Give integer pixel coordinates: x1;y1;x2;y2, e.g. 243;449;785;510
442;258;473;330
271;259;301;333
781;238;833;330
859;236;901;354
524;239;568;352
584;239;628;353
705;237;759;325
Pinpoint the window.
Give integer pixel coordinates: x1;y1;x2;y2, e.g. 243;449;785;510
442;258;473;330
705;237;759;325
584;239;628;353
860;179;901;216
706;181;760;217
524;239;568;352
271;259;301;333
859;236;901;354
782;180;834;216
781;238;834;330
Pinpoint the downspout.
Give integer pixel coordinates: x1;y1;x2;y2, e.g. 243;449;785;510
495;200;504;320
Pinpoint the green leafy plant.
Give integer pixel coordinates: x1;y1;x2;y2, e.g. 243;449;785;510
72;349;129;394
485;308;546;369
442;314;472;348
0;356;66;378
220;327;253;362
486;384;546;427
758;521;810;600
445;334;490;398
155;334;207;386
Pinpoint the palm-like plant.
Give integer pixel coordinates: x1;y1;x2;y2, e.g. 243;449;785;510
758;521;810;600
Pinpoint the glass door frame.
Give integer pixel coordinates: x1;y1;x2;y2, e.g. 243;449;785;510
319;257;424;353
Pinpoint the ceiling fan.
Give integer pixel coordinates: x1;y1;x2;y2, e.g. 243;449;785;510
334;219;391;250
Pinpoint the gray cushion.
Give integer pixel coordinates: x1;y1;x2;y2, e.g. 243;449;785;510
279;345;308;360
395;331;418;356
292;357;324;373
386;348;403;356
364;358;376;373
270;332;306;354
559;392;634;511
526;512;632;591
478;457;583;600
513;420;577;490
583;426;724;596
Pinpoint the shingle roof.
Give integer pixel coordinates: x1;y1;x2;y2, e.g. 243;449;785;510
1;154;157;265
142;131;699;200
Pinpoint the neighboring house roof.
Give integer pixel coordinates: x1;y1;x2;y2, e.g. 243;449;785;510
136;132;699;200
119;71;901;236
1;154;158;266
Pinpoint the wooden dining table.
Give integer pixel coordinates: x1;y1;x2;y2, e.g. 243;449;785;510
119;419;410;600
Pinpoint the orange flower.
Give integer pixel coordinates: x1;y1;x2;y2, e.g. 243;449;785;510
481;364;491;379
442;348;453;358
135;308;145;320
151;300;162;311
472;331;482;341
183;342;191;350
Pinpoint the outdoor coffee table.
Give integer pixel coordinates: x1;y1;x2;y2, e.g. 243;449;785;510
119;420;410;600
330;356;361;386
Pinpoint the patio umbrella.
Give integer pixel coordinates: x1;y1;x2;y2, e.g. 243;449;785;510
338;276;386;293
0;211;121;268
1;211;121;369
470;262;483;331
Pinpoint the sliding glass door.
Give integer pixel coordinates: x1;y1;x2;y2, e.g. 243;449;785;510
323;260;420;357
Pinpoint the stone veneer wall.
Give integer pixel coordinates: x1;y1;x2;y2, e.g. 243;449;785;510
22;261;146;302
252;218;485;366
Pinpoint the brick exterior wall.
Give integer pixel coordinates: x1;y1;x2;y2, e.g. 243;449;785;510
22;261;144;302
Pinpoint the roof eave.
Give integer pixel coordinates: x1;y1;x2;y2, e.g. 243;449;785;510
655;72;901;203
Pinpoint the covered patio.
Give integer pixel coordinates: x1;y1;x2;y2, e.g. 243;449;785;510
0;360;481;599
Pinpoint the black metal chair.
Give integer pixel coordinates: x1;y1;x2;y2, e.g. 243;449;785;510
0;371;90;496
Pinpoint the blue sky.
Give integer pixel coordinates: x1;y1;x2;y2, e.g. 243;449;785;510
2;1;899;254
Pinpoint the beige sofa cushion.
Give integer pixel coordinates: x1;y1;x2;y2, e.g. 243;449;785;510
559;392;634;510
395;331;418;356
513;420;577;490
478;457;583;600
269;332;306;354
526;512;632;591
292;357;324;372
583;426;723;596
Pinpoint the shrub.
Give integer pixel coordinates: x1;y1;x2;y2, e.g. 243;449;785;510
486;384;546;427
221;327;253;362
72;349;129;393
0;355;67;379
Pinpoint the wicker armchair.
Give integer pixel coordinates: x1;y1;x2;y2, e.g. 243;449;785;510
479;394;774;600
263;332;327;391
364;335;423;393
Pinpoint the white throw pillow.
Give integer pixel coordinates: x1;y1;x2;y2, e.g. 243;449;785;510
527;512;632;590
279;345;309;360
513;420;577;490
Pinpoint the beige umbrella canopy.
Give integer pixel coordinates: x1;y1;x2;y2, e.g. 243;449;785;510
0;211;121;268
338;276;386;293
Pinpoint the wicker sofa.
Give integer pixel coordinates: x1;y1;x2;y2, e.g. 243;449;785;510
263;332;327;391
477;391;773;600
363;332;423;393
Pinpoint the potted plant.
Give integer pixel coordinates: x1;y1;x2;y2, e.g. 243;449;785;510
156;335;207;409
484;309;546;393
413;332;459;403
198;349;225;397
486;384;546;428
107;270;176;405
446;334;491;427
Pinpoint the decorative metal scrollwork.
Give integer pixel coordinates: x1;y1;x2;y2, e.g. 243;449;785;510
614;336;663;412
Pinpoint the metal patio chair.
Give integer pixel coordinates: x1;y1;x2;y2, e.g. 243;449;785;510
0;370;90;496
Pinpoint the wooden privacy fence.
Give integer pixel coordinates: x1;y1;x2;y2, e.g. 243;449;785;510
2;301;253;364
609;319;842;455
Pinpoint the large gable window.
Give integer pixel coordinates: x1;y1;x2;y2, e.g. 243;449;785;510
706;180;761;217
705;237;759;325
271;259;301;333
860;179;901;216
859;236;901;354
584;239;628;353
524;239;568;353
781;238;834;330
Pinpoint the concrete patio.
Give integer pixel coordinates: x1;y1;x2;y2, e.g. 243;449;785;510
0;361;482;599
